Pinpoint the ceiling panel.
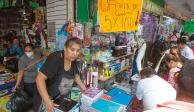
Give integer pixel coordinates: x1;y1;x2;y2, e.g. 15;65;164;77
165;0;194;19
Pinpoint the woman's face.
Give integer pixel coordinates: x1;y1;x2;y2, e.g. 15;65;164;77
65;43;81;61
25;46;34;58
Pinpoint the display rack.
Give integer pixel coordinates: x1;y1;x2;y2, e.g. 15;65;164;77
95;53;133;63
0;8;22;34
99;66;131;82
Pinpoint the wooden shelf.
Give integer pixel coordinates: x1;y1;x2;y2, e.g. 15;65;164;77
96;53;133;63
99;66;131;82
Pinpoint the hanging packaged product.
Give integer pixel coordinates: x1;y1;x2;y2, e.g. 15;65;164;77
91;67;98;88
55;33;67;51
55;22;69;51
84;22;93;47
73;23;84;39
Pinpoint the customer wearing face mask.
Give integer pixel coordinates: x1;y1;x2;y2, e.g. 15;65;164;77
34;38;86;112
13;43;42;98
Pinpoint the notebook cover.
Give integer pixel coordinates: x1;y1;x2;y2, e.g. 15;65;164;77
106;87;133;106
106;87;126;96
111;92;132;106
91;98;122;112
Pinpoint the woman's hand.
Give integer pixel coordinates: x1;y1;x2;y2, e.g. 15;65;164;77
13;84;19;92
45;100;59;112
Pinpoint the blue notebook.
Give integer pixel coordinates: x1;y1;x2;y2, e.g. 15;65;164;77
111;92;132;106
91;98;122;112
106;87;133;106
106;87;126;96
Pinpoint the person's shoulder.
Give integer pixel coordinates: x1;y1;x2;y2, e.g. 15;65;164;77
49;50;63;57
45;50;64;62
19;54;27;60
147;75;164;83
34;52;42;58
139;77;150;84
185;46;192;50
53;50;63;55
154;75;167;82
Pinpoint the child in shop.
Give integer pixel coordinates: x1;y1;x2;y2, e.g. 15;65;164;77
169;46;183;68
165;54;182;90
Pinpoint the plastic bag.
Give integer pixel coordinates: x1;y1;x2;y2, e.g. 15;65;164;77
10;88;32;112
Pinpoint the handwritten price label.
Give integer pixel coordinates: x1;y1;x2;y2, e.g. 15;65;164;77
98;0;143;32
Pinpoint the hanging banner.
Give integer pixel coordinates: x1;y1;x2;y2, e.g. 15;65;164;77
184;21;194;33
143;0;164;15
98;0;143;32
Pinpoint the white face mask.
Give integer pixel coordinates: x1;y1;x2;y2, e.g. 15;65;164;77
25;52;34;58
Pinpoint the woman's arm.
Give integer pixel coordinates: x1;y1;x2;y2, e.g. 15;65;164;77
7;56;17;61
13;69;24;91
75;74;86;92
36;71;58;112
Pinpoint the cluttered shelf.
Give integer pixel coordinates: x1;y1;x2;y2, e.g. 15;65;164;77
112;53;134;61
99;66;131;82
95;53;134;63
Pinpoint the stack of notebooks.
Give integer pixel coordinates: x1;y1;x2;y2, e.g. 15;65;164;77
90;87;133;112
106;87;133;107
80;88;103;112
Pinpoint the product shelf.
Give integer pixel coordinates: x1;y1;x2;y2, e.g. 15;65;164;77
99;66;131;82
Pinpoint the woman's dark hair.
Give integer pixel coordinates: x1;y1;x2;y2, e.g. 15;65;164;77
158;41;169;53
140;67;157;78
177;37;187;44
24;43;35;50
189;34;194;41
64;37;82;47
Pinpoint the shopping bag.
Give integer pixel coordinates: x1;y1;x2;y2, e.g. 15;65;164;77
10;88;32;112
